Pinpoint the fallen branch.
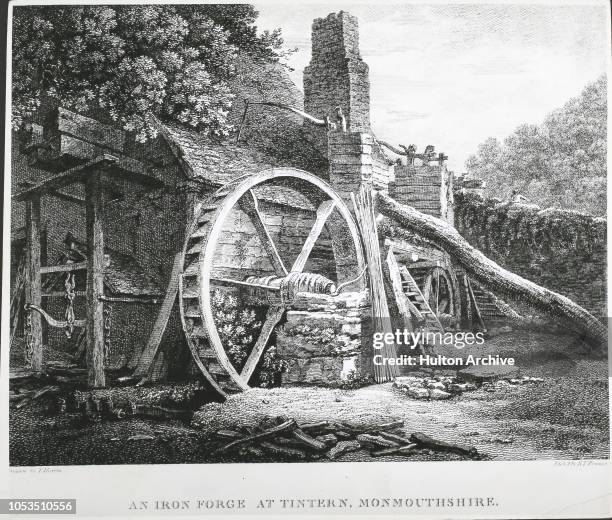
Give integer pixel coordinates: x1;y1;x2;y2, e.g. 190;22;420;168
216;419;298;453
410;432;478;458
292;428;327;451
357;434;399;450
371;443;418;457
378;431;414;445
215;430;243;440
326;441;361;460
15;385;60;409
259;441;307;460
300;421;330;433
340;420;404;435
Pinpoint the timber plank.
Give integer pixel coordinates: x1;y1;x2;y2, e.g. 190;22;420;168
132;253;183;375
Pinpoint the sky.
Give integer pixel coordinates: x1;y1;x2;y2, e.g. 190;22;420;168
255;2;609;171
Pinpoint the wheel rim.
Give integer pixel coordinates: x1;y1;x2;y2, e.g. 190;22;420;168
422;266;459;324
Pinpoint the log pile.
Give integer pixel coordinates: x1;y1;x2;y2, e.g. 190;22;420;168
212;416;482;461
10;362;195;426
47;393;193;424
9;361;87;409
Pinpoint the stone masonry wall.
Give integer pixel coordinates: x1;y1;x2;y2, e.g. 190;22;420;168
276;291;372;386
389;164;453;224
327;131;373;287
304;11;370;155
455;192;607;321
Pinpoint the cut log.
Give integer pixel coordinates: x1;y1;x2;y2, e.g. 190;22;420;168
10;390;36;403
357;434;399;450
291;428;327;451
315;434;338;448
216;419;297;453
378;431;414;445
376;193;607;349
300;421;330;433
326;440;361;460
409;432;478;457
338;420;404;435
371;443;418;457
15;385;60;409
259;441;307;460
215;430;243;440
244;446;265;458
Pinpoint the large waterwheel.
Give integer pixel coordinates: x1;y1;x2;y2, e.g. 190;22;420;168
179;168;365;397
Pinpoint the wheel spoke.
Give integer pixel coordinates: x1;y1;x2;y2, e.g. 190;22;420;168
291;199;335;273
435;270;440;314
210;277;280;291
239;190;287;277
439;298;449;314
240;305;285;382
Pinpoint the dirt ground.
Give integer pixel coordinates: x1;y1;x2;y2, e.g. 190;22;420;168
9;330;610;465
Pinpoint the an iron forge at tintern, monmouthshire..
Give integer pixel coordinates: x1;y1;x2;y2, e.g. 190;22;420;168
9;10;607;465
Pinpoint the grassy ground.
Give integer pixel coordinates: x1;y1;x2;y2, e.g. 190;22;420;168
9;331;610;465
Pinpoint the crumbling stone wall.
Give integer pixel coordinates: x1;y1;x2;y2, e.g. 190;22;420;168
304;11;370;154
390;164;453;223
455;192;607;320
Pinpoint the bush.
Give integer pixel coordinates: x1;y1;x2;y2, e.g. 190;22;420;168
211;289;286;387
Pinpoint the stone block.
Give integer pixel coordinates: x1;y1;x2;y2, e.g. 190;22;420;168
276;330;337;358
281;355;361;385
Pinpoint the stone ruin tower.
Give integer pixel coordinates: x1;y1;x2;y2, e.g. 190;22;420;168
303;11;453;225
303;11;371;154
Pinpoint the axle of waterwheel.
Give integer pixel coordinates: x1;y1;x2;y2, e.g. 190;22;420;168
211;272;337;306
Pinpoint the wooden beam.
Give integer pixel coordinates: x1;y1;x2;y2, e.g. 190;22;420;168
385;248;414;331
25;195;43;372
42;291;86;298
14;155;117;201
99;296;160;304
239;190;288;277
291;199;335;273
50;189;86;206
466;277;486;332
240;305;285;383
132;253;182;376
40;261;87;274
85;170;106;388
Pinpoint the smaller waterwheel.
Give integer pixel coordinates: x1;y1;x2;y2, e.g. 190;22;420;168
411;264;461;329
179;168;365;397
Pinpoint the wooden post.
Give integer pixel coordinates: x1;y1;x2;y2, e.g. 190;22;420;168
85;171;106;388
25;195;43;372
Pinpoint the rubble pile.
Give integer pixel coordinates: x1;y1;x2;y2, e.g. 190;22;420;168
393;374;545;400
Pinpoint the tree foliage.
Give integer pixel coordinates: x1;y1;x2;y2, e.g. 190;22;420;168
465;76;607;216
12;5;288;142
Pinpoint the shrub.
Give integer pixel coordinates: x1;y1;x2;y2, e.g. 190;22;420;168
211;289;286;387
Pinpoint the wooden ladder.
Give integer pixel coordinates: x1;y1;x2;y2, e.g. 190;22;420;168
398;265;444;333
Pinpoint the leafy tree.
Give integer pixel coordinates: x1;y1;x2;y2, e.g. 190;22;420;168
12;5;288;142
465;75;607;216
